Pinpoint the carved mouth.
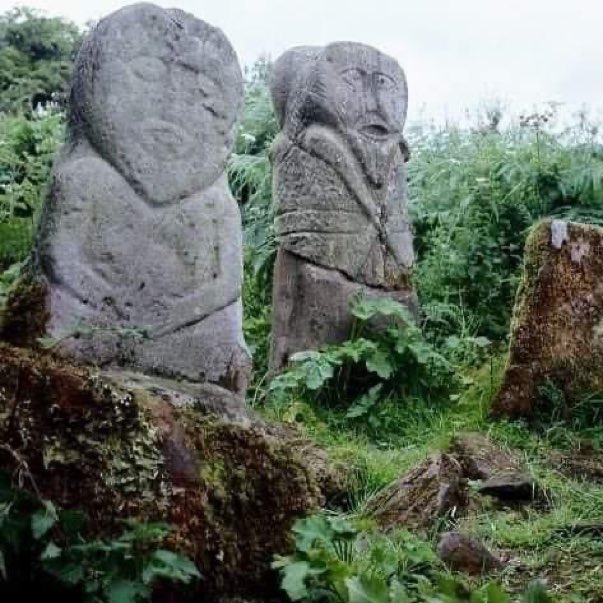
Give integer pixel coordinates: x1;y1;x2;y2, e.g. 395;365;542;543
360;123;391;139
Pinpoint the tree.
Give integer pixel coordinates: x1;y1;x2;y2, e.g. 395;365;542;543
0;8;82;114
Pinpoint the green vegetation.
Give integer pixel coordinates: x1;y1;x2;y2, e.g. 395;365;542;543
273;513;553;602
0;470;200;600
0;9;601;602
0;8;81;113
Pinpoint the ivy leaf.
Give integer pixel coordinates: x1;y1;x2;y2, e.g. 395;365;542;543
345;575;390;603
365;350;393;379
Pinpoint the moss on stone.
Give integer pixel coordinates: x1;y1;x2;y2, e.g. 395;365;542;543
0;343;336;601
493;219;603;418
0;276;49;348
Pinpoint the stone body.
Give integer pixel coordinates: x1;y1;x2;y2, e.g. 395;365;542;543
269;43;418;370
492;220;603;418
32;3;250;392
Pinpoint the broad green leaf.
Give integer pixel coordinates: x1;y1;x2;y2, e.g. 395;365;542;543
292;515;333;551
346;385;383;419
142;549;201;585
345;575;390;603
31;500;58;539
280;560;311;601
365;350;394;379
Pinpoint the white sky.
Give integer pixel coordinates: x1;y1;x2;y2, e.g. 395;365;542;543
3;0;603;123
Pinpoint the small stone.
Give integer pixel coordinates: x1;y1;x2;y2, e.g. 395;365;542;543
477;472;538;501
437;532;501;575
449;432;523;480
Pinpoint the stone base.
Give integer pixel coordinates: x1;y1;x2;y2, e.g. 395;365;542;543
269;249;418;371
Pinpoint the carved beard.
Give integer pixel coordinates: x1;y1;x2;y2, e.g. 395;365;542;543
345;130;400;192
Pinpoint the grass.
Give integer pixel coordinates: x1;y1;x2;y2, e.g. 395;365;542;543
255;355;603;601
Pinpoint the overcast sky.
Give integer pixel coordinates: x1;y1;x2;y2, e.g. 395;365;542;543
3;0;602;122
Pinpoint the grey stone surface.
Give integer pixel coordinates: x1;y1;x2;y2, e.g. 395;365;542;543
269;42;417;369
270;248;418;371
35;3;250;393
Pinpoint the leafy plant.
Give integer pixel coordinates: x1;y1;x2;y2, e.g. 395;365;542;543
0;469;200;601
273;513;544;603
268;297;457;426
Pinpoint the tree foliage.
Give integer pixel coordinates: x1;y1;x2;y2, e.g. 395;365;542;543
0;8;81;114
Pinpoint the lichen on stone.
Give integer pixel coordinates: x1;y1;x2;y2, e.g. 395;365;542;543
493;219;603;418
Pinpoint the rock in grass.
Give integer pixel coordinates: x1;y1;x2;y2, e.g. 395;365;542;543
449;432;524;480
493;219;603;419
477;472;538;501
437;532;501;575
365;453;468;532
0;343;342;601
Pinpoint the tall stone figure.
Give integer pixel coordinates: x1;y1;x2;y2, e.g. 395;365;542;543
32;3;250;392
269;43;418;370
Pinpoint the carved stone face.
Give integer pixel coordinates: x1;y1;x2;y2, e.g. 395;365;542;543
73;4;243;204
318;43;407;144
274;42;407;187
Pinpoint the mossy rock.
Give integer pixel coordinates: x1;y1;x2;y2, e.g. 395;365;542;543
0;343;342;600
492;219;603;418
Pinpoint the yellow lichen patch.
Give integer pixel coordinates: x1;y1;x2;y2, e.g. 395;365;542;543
493;219;603;418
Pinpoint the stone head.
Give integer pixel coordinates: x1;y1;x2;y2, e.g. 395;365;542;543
70;3;243;204
273;42;407;146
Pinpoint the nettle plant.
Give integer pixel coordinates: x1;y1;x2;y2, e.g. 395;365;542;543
268;297;457;424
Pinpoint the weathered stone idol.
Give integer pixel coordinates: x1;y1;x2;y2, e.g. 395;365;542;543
493;219;603;418
30;3;250;392
269;43;418;370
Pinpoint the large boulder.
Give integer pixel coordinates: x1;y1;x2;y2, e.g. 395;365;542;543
493;219;603;418
0;343;340;600
1;3;250;393
268;42;418;370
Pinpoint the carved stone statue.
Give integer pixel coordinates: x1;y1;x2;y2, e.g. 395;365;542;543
33;3;250;392
269;42;418;370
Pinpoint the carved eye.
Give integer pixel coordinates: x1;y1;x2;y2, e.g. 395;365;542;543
341;68;364;88
374;73;396;91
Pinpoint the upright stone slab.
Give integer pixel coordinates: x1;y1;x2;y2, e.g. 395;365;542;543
269;43;418;370
493;219;603;418
31;3;250;392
